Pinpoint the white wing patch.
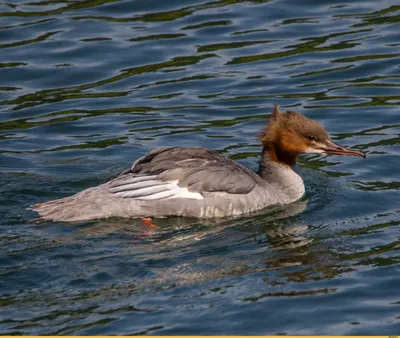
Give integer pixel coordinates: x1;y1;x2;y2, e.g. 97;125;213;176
108;175;203;200
172;187;203;200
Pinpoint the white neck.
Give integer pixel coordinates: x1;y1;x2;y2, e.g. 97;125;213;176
258;151;305;203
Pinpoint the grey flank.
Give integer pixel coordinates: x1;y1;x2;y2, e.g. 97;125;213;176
33;147;305;222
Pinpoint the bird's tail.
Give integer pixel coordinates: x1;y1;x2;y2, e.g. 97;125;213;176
31;186;121;222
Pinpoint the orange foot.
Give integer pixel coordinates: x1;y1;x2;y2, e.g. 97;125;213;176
141;217;156;227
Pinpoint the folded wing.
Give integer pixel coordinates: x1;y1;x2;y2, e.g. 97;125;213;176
104;146;260;200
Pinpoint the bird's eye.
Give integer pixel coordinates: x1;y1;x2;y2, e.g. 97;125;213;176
308;135;315;141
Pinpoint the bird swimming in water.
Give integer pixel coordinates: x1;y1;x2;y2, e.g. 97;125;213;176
32;105;365;222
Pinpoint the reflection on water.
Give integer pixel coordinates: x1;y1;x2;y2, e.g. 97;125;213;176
1;0;400;335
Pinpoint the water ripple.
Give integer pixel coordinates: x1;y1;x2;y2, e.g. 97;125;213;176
0;0;400;335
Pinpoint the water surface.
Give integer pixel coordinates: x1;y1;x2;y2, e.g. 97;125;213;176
1;0;400;335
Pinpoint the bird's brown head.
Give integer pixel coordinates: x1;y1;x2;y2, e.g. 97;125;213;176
259;105;365;167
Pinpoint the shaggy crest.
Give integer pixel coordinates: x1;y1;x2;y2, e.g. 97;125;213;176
259;105;329;147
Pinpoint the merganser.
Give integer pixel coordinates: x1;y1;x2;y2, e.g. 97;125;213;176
32;105;365;222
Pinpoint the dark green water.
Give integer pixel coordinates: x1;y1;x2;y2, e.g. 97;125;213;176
1;0;400;335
